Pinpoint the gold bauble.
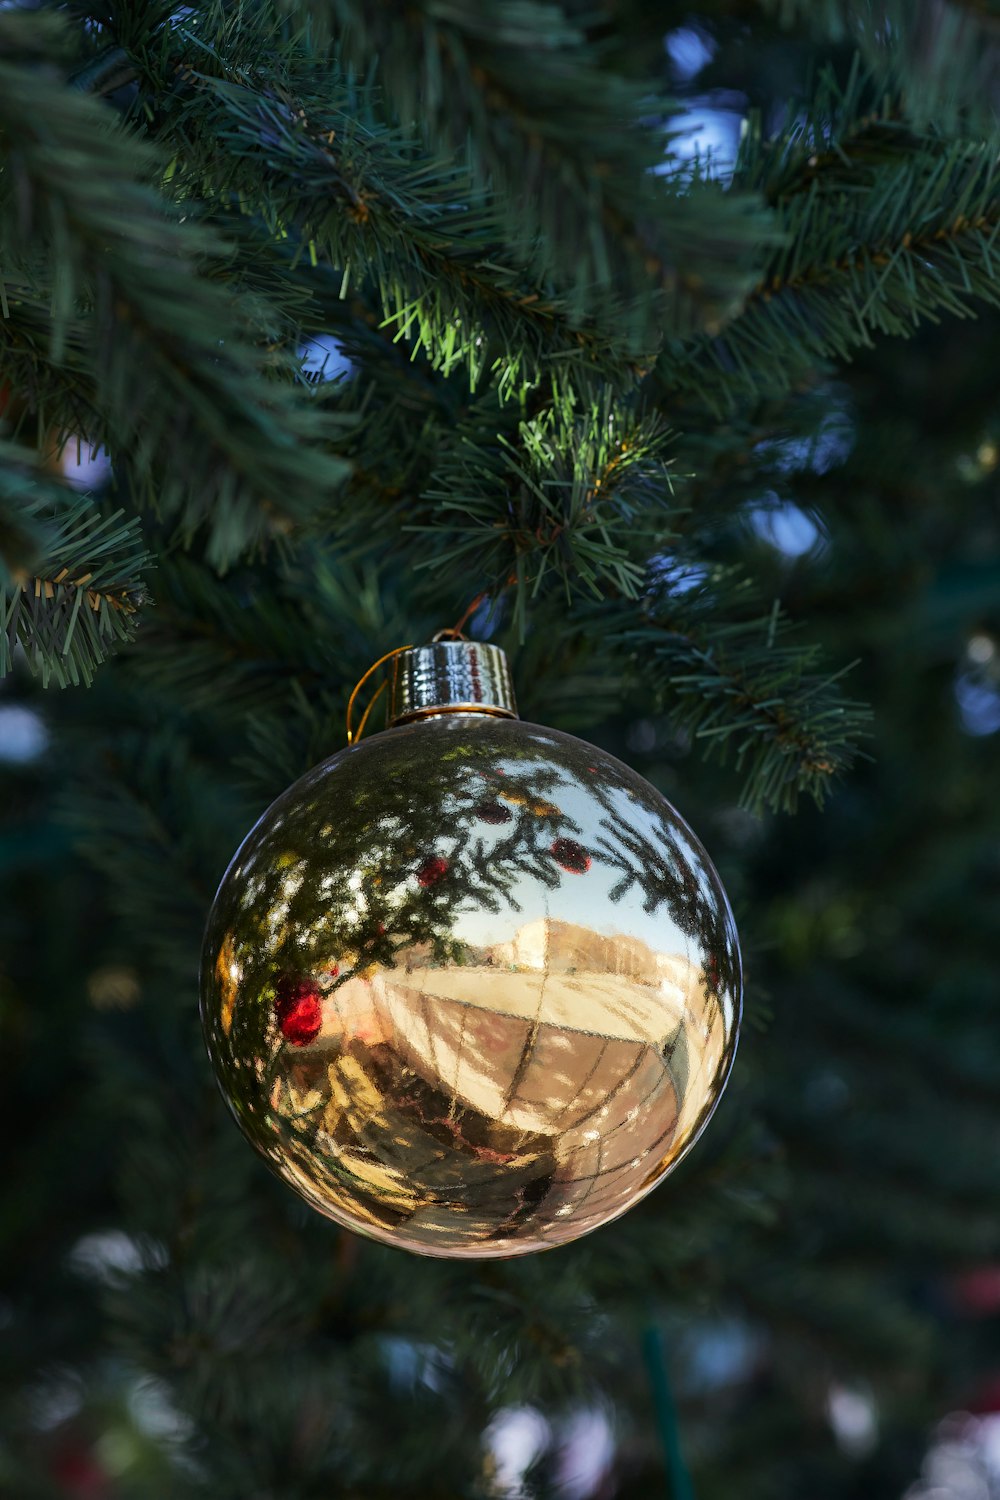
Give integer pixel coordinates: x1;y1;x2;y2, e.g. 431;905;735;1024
201;642;741;1258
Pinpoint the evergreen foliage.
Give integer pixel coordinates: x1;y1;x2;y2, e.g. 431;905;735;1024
2;2;1000;1497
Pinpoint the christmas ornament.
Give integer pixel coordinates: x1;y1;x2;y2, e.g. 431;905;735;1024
201;640;742;1258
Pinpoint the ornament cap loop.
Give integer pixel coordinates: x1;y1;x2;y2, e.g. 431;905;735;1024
388;641;517;726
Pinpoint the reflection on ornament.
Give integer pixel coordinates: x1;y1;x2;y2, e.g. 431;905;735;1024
417;854;449;888
215;932;239;1035
551;837;591;875
474;799;513;825
202;640;742;1258
274;975;323;1046
499;789;560;817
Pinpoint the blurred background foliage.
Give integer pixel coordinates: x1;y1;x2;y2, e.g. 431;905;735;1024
2;2;1000;1498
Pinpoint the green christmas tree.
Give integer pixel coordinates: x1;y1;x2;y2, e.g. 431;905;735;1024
3;3;1000;1496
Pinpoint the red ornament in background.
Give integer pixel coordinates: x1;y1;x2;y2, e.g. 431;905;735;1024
475;799;513;825
551;837;591;874
50;1435;111;1498
417;854;449;888
952;1265;1000;1315
274;975;323;1046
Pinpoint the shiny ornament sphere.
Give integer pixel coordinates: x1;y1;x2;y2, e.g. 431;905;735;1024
201;651;741;1259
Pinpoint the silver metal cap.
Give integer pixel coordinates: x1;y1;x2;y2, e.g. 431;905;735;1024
388;641;517;726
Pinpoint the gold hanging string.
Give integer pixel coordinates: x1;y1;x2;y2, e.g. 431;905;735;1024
450;572;518;641
345;644;413;744
351;679;387;743
449;594;486;639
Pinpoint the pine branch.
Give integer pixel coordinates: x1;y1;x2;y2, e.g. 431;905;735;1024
196;79;637;374
128;552;330;718
69;733;244;979
760;0;1000;135
417;397;677;636
269;0;773;330
0;287;105;449
0;445;150;688
118;550;438;799
68;43;135;98
660;70;1000;412
0;11;352;568
617;565;871;814
0;448;52;581
96;3;777;385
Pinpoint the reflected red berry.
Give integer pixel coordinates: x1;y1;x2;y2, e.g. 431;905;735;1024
274;976;323;1046
551;837;591;874
417;854;449;888
475;799;512;825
